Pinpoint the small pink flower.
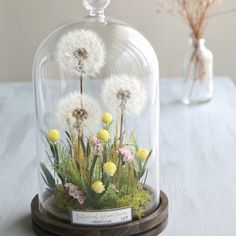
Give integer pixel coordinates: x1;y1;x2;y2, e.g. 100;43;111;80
64;183;73;189
64;183;86;204
119;147;133;165
92;137;103;156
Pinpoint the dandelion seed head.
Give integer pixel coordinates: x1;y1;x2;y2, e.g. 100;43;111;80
56;92;101;137
102;75;147;116
56;29;106;76
72;108;88;121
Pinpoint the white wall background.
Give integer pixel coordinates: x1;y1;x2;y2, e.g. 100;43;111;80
0;0;236;82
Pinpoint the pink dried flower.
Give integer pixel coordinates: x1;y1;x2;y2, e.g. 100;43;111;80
64;183;86;204
92;137;103;156
119;147;133;165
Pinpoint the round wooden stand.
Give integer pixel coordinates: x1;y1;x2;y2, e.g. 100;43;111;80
31;191;168;236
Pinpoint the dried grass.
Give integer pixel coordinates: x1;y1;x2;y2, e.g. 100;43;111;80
156;0;234;40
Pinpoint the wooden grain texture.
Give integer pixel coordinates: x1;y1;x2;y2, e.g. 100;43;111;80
0;78;236;236
31;192;168;236
32;217;168;236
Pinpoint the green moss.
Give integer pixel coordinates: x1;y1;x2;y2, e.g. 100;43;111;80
117;189;151;219
53;185;87;211
53;185;151;219
97;184;119;209
53;184;119;211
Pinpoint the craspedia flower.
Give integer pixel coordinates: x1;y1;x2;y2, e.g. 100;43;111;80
56;92;101;137
137;148;149;161
97;129;109;142
104;162;117;177
56;29;106;76
102;75;147;116
47;129;60;143
101;112;112;124
92;181;105;194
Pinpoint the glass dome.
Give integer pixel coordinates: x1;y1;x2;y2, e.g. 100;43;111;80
33;0;159;226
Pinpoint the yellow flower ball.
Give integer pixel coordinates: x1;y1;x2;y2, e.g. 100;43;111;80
137;148;149;161
102;113;113;124
104;162;117;177
97;129;110;142
47;129;60;143
92;181;105;194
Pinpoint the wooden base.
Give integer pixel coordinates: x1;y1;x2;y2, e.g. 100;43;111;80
31;191;168;236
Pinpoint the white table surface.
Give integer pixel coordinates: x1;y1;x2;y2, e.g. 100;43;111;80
0;78;236;236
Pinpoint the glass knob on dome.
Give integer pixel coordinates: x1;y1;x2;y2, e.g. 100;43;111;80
82;0;110;16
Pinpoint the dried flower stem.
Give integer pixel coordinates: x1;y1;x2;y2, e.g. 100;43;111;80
156;0;231;98
156;0;230;41
209;8;236;17
127;166;131;193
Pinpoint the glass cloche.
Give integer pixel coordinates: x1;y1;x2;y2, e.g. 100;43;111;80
33;0;161;228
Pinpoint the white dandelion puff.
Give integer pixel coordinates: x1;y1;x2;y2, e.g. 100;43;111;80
56;29;106;76
56;92;101;137
101;75;147;116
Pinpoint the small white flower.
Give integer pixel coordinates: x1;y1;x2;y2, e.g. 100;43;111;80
56;92;101;137
101;75;147;116
56;29;106;76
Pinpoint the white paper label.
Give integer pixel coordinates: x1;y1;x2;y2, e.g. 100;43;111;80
71;207;132;226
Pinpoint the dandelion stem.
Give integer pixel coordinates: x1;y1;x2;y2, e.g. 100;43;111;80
119;109;124;146
77;133;80;160
117;109;124;188
77;131;83;169
80;75;83;95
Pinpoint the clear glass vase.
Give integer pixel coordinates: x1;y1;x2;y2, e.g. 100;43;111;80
33;0;160;226
182;38;213;105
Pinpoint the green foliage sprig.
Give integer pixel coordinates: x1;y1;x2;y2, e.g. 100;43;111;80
40;112;154;218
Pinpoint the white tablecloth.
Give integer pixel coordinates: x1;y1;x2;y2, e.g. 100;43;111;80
0;78;236;236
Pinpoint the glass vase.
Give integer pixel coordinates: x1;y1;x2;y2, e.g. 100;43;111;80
182;38;213;105
32;0;161;226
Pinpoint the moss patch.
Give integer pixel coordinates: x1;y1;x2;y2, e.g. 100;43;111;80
117;189;151;219
53;185;151;219
53;185;87;211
